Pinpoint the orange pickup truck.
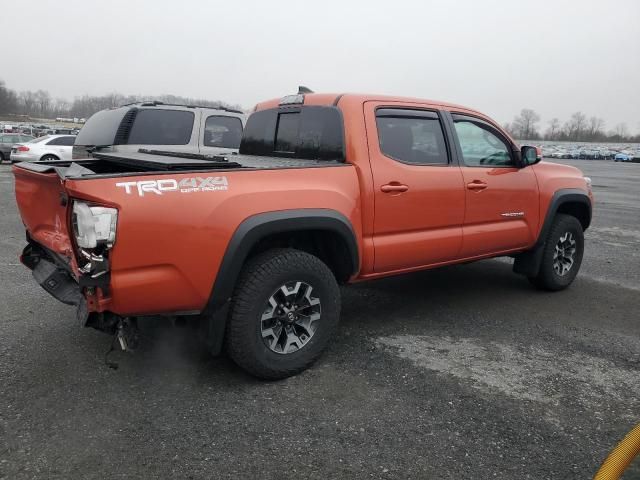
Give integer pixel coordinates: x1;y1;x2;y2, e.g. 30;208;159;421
13;91;593;379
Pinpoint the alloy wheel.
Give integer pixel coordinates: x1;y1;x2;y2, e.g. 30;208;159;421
553;232;577;276
260;281;321;354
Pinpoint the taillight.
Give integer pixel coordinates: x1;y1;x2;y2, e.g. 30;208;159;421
72;201;118;249
17;146;29;152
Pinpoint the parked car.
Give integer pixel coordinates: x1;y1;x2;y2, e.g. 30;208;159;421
0;133;35;162
9;135;76;162
614;153;633;162
72;102;247;159
12;91;593;379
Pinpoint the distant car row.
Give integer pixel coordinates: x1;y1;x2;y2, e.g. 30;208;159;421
543;146;640;162
2;124;81;137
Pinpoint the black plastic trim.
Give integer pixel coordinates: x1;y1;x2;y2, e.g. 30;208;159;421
535;189;592;246
202;209;359;354
332;93;345;106
513;188;591;276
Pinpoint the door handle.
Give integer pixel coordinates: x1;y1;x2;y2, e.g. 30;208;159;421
466;181;488;191
381;183;409;193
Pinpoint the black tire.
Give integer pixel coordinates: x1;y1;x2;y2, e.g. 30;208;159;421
0;152;5;162
226;248;340;380
528;214;584;291
40;154;59;162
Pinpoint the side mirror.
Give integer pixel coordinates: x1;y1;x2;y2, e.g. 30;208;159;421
521;145;542;166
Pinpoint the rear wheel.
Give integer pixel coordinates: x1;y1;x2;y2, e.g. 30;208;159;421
528;214;584;291
226;248;341;380
40;154;59;162
0;152;5;162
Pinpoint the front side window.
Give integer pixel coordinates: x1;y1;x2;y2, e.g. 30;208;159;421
454;120;513;167
203;116;243;148
376;109;448;165
127;109;194;145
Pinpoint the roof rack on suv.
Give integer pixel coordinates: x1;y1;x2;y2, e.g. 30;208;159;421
123;101;244;114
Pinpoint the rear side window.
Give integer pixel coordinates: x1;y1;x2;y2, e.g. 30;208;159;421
127;109;194;145
203;116;243;148
240;106;344;161
47;137;73;146
75;106;129;146
376;109;448;165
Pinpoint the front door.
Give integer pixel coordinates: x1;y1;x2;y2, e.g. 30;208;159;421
449;114;540;257
365;102;466;273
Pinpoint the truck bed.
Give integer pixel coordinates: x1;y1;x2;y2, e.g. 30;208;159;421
14;150;345;179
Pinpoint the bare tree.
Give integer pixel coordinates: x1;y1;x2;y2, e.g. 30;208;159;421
19;90;38;115
34;90;52;117
563;112;587;141
545;118;561;140
587;116;605;140
510;108;541;140
613;123;628;138
0;80;19;114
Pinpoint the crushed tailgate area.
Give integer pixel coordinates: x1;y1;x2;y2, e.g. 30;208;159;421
1;159;639;479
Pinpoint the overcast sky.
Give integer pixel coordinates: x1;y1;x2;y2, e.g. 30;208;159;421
2;0;639;131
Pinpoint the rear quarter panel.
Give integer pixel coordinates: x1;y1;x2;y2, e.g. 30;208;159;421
64;166;362;316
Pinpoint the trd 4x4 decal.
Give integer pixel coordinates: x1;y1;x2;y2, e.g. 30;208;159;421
116;177;228;196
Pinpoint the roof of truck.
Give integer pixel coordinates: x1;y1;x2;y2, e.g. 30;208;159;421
254;93;486;117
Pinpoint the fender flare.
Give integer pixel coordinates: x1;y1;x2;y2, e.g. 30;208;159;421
514;188;592;276
202;209;359;354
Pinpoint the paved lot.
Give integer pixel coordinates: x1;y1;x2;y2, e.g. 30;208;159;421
0;159;639;479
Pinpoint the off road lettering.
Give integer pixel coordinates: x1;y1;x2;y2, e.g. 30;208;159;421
116;177;228;196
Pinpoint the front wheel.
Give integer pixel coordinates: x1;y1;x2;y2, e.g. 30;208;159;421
226;248;341;380
528;214;584;291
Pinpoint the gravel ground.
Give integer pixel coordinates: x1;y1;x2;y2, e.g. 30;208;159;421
0;159;638;479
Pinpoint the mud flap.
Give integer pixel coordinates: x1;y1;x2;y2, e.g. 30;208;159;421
513;244;544;277
32;258;82;306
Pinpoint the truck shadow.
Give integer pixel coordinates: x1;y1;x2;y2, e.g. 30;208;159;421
121;258;539;379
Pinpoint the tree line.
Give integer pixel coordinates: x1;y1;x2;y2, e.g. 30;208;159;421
0;79;243;121
504;108;639;143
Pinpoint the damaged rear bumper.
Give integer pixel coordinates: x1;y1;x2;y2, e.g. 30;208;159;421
21;241;110;327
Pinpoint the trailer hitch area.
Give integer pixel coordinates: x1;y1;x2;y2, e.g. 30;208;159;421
104;317;140;370
115;317;140;352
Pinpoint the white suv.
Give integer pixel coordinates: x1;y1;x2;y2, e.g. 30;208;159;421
72;102;246;159
10;135;76;162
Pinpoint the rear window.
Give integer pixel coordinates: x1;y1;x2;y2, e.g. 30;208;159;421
203;116;243;148
75;107;129;146
127;109;194;145
240;106;344;161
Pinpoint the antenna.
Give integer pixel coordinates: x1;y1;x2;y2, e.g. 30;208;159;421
298;86;314;94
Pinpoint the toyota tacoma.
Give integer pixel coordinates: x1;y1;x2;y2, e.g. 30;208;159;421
12;90;593;379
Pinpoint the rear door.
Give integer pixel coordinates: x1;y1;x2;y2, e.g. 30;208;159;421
365;102;466;272
448;114;540;257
